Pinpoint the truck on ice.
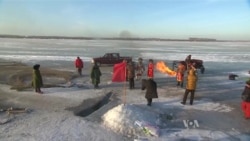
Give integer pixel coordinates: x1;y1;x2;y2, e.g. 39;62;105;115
91;53;132;66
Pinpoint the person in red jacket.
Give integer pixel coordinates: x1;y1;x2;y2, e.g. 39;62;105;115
75;56;84;76
241;80;250;119
147;59;154;79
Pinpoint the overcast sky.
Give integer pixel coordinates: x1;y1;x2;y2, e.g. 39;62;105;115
0;0;250;40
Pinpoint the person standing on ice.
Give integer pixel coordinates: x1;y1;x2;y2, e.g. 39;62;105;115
147;59;154;79
75;56;84;76
241;80;250;119
127;61;135;89
185;54;192;70
185;54;192;64
32;64;43;94
176;62;186;87
135;58;145;80
181;63;197;105
141;78;158;106
90;62;102;88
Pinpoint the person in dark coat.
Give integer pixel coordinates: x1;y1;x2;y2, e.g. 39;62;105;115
141;78;158;106
32;64;43;94
185;55;192;70
181;63;197;105
185;55;192;64
241;80;250;119
90;62;102;88
127;62;135;89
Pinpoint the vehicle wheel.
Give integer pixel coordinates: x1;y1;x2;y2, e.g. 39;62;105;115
200;66;205;74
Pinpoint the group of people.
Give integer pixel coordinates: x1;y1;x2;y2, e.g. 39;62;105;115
30;55;250;119
125;58;152;89
75;56;102;89
31;56;102;94
175;55;198;105
30;55;198;108
140;57;198;106
124;58;157;106
30;56;195;107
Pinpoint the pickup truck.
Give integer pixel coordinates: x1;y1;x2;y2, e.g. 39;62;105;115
91;53;132;66
173;59;205;74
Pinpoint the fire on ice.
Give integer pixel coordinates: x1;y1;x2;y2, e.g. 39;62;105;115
156;61;176;77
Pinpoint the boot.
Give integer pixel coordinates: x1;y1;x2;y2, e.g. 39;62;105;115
176;82;180;86
180;82;183;87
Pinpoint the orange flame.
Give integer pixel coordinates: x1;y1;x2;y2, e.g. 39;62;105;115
156;61;176;76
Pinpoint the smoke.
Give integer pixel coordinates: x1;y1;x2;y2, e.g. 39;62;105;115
119;30;132;38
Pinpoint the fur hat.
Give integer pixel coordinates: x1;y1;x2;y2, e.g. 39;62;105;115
33;64;40;70
149;59;153;63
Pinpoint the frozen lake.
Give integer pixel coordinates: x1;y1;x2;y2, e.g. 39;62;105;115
1;38;250;140
0;38;249;76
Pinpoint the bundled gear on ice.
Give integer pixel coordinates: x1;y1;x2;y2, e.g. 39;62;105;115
229;74;238;80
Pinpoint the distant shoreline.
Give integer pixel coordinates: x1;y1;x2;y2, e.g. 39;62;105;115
0;34;249;42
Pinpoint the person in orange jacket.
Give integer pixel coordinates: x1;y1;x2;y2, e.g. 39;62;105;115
176;62;186;87
75;56;84;76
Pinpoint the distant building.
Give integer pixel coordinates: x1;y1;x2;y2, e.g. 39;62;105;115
189;37;216;41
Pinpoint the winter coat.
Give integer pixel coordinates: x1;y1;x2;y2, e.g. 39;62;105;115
136;62;145;75
147;63;154;78
176;72;184;82
176;64;186;82
32;69;43;88
90;65;102;85
241;101;250;118
142;79;158;99
127;64;135;79
186;68;197;90
75;58;84;68
242;86;250;102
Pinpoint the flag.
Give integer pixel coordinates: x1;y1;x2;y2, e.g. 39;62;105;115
112;62;126;82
